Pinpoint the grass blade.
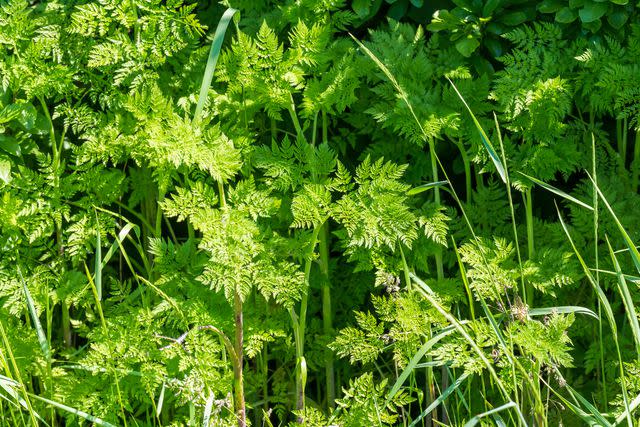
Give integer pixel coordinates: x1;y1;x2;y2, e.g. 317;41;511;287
588;172;640;273
157;381;166;419
406;180;448;196
29;393;117;427
408;372;470;427
193;8;239;123
463;402;526;427
528;306;598;319
519;172;593;211
386;325;460;402
606;236;640;357
17;266;50;363
557;205;633;427
203;390;214;427
447;78;506;183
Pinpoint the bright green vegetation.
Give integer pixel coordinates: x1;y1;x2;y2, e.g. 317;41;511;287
1;1;640;426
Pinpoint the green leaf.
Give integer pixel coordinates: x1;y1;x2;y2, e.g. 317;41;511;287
500;11;528;26
193;8;240;123
0;156;10;183
538;0;565;13
353;0;373;16
483;0;501;16
0;135;20;156
607;10;628;28
455;37;480;57
555;7;579;22
579;1;608;22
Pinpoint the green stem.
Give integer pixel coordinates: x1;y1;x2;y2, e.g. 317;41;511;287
428;139;444;281
524;187;534;259
293;225;322;415
631;130;640;192
233;292;246;427
287;96;306;143
454;138;472;204
61;300;72;348
319;222;335;408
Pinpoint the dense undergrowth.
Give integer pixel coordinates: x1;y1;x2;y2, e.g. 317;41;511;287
1;0;640;426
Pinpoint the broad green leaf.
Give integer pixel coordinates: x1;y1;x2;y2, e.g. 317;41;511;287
0;135;20;156
555;7;578;22
579;1;608;22
455;37;480;57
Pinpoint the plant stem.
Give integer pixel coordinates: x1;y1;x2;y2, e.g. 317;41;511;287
233;291;246;427
61;300;72;348
292;225;322;416
631;130;640;192
454;138;472;204
319;222;335;408
319;112;335;409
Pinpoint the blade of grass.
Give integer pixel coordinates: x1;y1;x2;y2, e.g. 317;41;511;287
556;206;633;427
518;172;593;211
408;372;470;427
406;180;448;196
588;171;640;273
193;8;239;123
606;236;640;357
447;78;506;183
386;325;462;402
528;306;598;320
17;265;50;362
463;402;526;427
29;394;117;427
203;390;215;427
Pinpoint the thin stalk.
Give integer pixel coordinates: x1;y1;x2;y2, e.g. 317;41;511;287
632;130;640;192
454;138;472;204
592;135;607;411
319;222;335;409
233;292;246;427
287;95;306;143
428;138;444;281
292;225;322;414
320;113;335;409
